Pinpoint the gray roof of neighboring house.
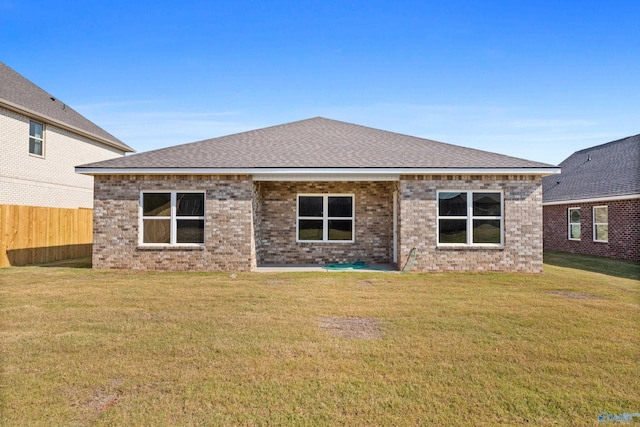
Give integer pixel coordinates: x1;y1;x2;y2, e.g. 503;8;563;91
78;117;555;170
543;134;640;203
0;62;134;153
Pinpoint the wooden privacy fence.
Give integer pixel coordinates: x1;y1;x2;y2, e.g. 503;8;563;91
0;205;93;267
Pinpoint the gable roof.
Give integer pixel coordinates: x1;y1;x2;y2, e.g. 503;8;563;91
543;134;640;203
77;117;556;175
0;62;134;153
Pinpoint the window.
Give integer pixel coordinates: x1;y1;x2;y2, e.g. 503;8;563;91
297;194;354;242
568;208;581;240
437;191;503;246
593;206;608;242
29;120;44;156
140;192;205;245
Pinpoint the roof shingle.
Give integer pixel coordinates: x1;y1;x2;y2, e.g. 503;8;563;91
79;117;554;170
542;134;640;202
0;62;133;152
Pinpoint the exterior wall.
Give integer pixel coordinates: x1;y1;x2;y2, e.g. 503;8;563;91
0;106;126;209
256;181;394;265
543;198;640;261
398;175;543;273
93;175;256;271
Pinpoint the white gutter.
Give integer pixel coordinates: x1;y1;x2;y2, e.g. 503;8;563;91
543;193;640;206
76;167;561;176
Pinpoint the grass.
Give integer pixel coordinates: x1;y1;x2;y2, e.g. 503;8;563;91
1;256;638;426
544;251;640;280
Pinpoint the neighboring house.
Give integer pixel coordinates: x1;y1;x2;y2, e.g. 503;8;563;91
0;62;134;208
542;135;640;261
76;117;559;272
0;62;135;267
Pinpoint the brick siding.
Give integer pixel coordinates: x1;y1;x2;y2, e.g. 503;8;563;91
256;181;394;265
93;175;256;271
543;198;640;261
398;175;544;273
93;174;544;272
0;106;126;209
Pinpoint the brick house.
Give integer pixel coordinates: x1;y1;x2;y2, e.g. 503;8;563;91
76;117;559;272
0;62;134;209
542;134;640;261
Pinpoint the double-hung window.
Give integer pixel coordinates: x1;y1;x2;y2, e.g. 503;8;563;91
437;191;503;246
29;120;44;156
593;206;608;242
297;194;354;242
140;191;205;245
568;208;581;240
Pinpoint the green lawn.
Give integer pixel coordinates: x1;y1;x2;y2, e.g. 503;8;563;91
1;256;638;426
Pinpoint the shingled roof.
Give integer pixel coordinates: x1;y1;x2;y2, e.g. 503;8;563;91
77;117;555;172
0;62;133;153
543;134;640;203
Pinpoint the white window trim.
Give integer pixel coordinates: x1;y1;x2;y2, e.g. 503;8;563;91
593;205;608;243
568;207;581;241
139;190;206;247
436;190;504;247
29;120;45;158
296;193;355;243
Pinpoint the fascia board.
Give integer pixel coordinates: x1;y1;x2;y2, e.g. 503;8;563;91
75;167;561;176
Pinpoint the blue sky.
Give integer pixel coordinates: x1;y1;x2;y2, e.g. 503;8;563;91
2;0;639;165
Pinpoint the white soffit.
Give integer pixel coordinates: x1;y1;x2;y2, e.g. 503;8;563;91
75;167;561;177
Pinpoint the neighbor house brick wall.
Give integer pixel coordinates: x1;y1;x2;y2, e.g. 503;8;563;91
398;175;543;273
93;175;256;271
543;199;640;261
0;106;126;208
256;181;394;265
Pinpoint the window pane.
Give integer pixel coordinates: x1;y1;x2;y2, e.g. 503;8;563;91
595;225;608;241
143;219;170;243
143;193;171;216
594;207;608;223
177;220;204;243
570;224;581;239
328;196;352;217
30;121;43;139
328;220;353;240
439;192;467;216
473;220;501;244
473;193;501;216
177;193;204;216
569;209;580;223
29;138;42;155
298;220;323;240
299;196;323;217
439;219;467;244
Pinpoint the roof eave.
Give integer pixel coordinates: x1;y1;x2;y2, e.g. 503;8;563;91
0;98;135;153
543;193;640;206
75;166;562;176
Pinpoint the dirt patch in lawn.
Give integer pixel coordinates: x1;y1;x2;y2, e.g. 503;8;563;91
319;317;383;340
549;290;604;300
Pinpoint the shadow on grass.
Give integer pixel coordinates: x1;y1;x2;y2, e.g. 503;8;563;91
38;257;92;269
544;251;640;281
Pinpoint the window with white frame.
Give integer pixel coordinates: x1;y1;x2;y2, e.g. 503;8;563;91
568;207;581;240
437;191;503;245
593;206;608;242
297;194;354;242
140;192;205;245
29;120;44;156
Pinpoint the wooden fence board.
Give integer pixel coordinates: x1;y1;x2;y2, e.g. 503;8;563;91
0;205;93;268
